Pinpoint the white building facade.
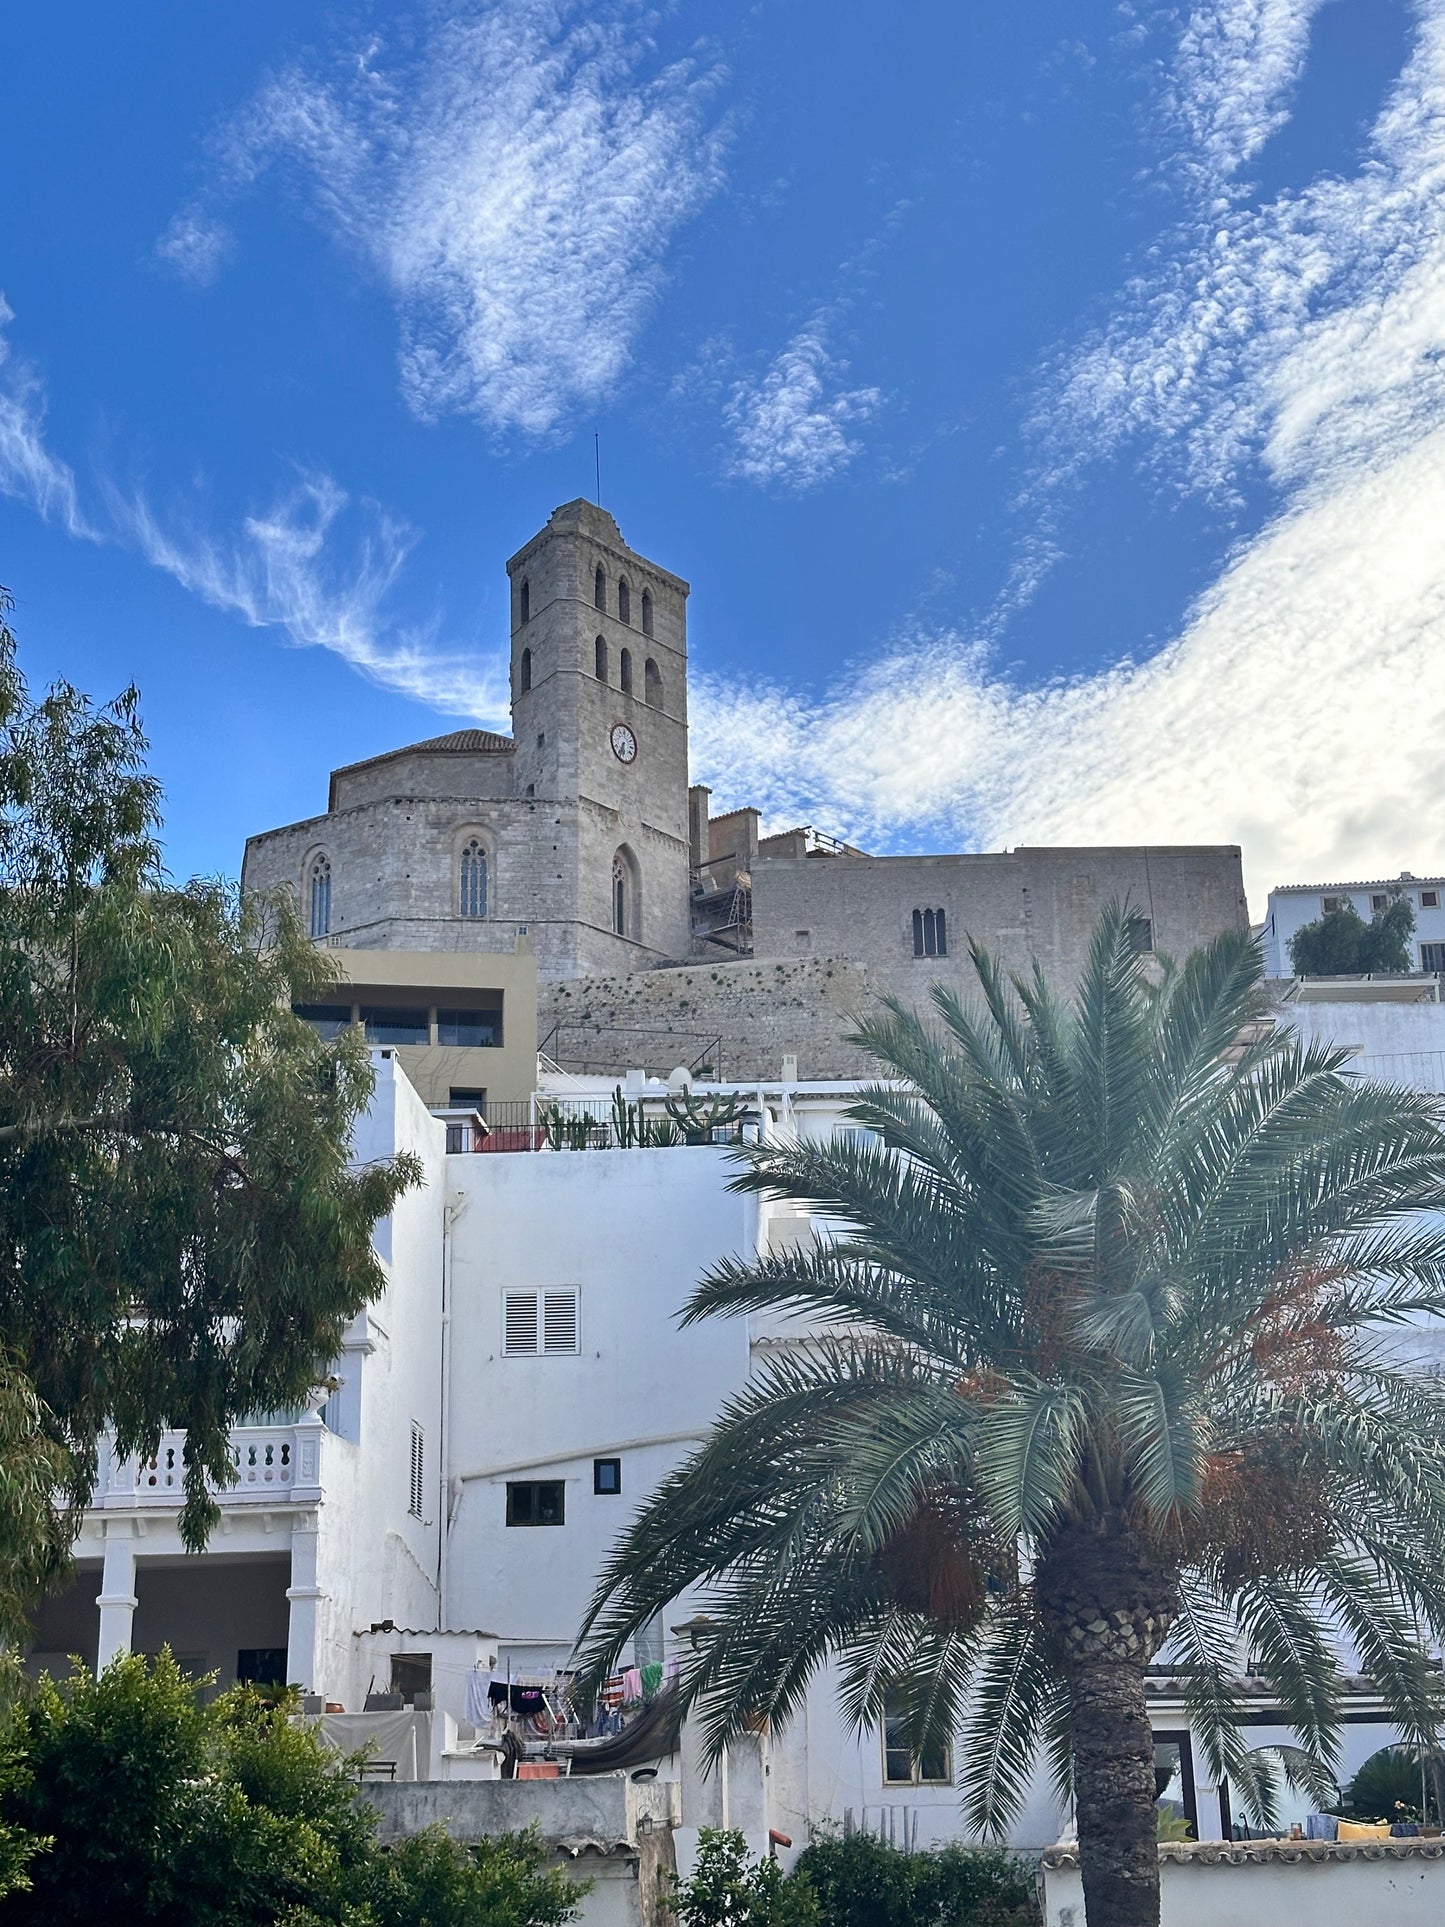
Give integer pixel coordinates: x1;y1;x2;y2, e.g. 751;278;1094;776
1261;872;1445;976
28;999;1445;1854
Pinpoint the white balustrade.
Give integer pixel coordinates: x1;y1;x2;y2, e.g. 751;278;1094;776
99;1420;323;1507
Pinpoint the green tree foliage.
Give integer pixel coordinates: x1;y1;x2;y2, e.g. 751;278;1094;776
791;1832;1037;1927
0;1653;583;1924
670;1830;820;1927
579;909;1445;1927
1287;895;1415;975
0;594;418;1632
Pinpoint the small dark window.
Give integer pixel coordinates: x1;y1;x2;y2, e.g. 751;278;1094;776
1422;943;1445;971
644;658;662;707
1125;914;1153;955
594;1457;622;1495
1372;893;1389;913
618;577;631;624
308;854;332;939
519;578;530;626
507;1480;565;1526
391;1654;432;1705
620;648;633;695
911;909;947;958
293;1002;352;1039
641;589;653;636
1421;890;1440;909
595;564;606;610
237;1648;288;1688
520;647;532;694
449;1087;487;1108
595;634;608;680
361;1006;428;1045
1322;895;1347;915
437;1008;500;1048
537;732;545;749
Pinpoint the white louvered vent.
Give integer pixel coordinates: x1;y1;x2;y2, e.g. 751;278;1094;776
409;1422;424;1519
504;1292;539;1355
543;1290;579;1354
503;1288;579;1355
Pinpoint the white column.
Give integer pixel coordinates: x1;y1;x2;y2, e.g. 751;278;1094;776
95;1520;138;1672
286;1511;325;1694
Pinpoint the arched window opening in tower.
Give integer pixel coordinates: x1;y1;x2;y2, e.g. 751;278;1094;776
620;648;633;695
519;578;530;626
613;853;628;937
520;647;532;693
618;577;631;625
644;658;662;707
460;840;489;920
595;635;608;681
595;564;606;610
641;589;653;637
912;907;947;958
309;855;332;939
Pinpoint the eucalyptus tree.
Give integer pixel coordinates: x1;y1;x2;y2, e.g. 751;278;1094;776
0;594;416;1639
579;908;1445;1927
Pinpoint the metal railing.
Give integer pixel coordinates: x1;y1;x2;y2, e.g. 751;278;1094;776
536;1024;725;1080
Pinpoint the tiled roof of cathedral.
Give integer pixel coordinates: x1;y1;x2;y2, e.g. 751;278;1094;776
327;728;514;808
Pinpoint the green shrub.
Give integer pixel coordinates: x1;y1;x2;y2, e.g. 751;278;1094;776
0;1652;584;1926
791;1830;1039;1927
671;1830;820;1927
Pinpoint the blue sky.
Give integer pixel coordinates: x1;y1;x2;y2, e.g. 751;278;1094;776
1;1;1440;910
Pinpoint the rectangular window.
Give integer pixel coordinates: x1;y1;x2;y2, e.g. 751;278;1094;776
594;1457;622;1495
409;1423;425;1520
912;909;947;958
450;1088;488;1108
1422;943;1445;972
1125;914;1153;954
236;1648;288;1687
293;1002;353;1039
1372;893;1389;913
437;1008;501;1049
390;1654;432;1705
361;1006;428;1046
1322;895;1347;915
1422;891;1440;910
881;1691;952;1785
507;1480;565;1526
503;1289;580;1356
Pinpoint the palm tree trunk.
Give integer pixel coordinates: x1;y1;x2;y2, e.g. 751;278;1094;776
1067;1653;1160;1927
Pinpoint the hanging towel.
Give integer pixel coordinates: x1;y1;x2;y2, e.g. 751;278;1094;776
465;1670;492;1726
622;1667;644;1703
641;1663;664;1698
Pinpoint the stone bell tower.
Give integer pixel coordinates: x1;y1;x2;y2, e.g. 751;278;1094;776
505;501;692;978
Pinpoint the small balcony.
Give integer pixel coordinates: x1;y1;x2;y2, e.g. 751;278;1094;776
96;1420;325;1509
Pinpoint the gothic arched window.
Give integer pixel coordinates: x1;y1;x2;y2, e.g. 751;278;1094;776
613;854;627;937
911;907;947;958
460;839;488;920
520;647;532;694
595;564;606;610
519;578;530;626
618;577;631;625
309;855;332;939
644;657;662;707
641;589;653;637
620;648;633;695
595;634;608;681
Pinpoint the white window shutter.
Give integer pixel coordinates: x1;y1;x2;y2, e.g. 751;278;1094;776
409;1422;424;1519
504;1292;538;1355
542;1290;579;1354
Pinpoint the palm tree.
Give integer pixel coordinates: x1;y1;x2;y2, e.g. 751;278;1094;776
578;909;1445;1927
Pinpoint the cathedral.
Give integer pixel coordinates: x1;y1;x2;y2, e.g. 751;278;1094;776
243;499;1250;1082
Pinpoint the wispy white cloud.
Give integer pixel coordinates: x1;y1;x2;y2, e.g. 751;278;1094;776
724;318;881;490
154;209;233;286
115;474;510;725
1165;0;1329;185
0;297;95;539
695;2;1445;911
194;2;726;437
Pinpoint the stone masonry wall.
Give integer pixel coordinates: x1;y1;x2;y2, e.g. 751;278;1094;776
539;954;885;1081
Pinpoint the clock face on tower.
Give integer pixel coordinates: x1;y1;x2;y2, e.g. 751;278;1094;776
610;722;638;764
